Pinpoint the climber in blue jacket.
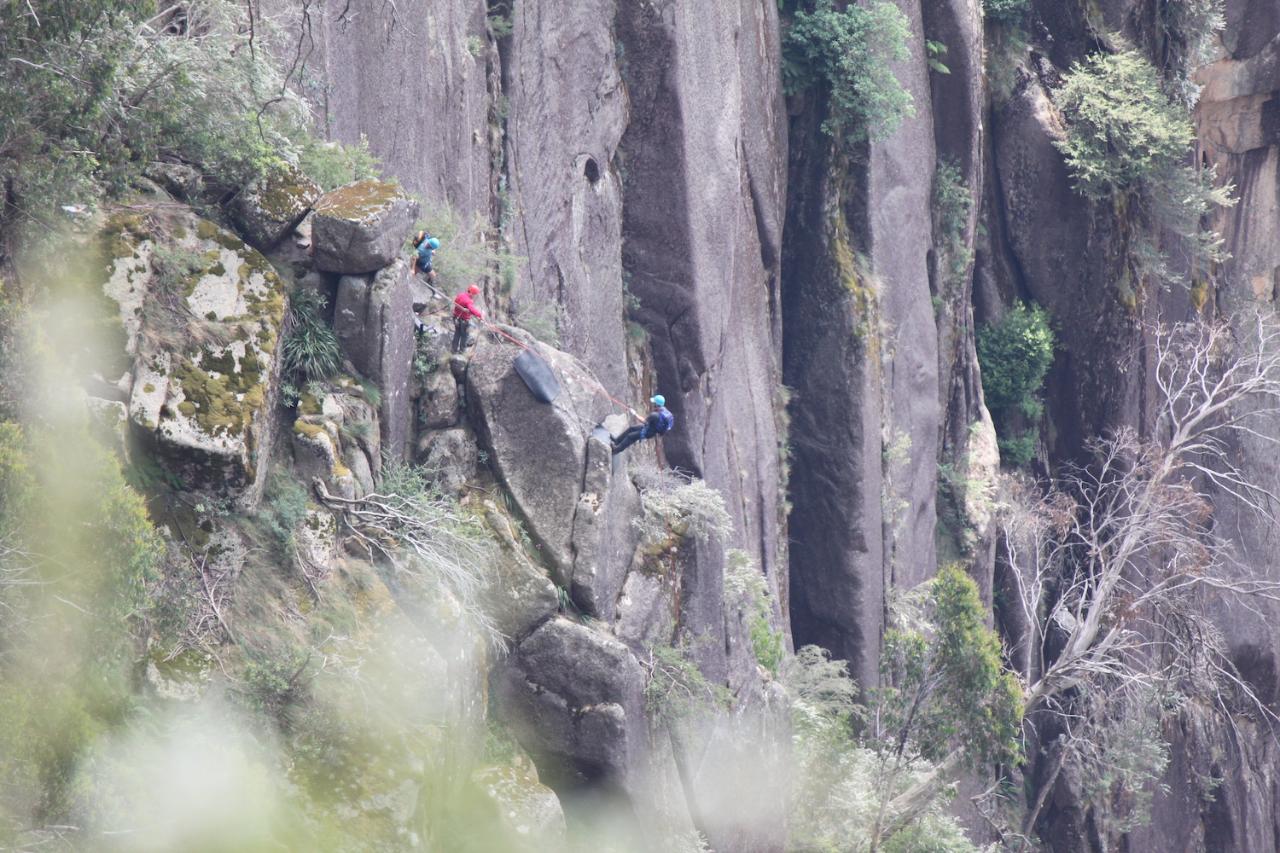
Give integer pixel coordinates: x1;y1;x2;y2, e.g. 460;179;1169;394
412;230;441;281
612;395;675;455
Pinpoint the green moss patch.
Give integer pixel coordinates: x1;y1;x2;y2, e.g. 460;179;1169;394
314;180;403;222
257;166;317;221
173;348;268;437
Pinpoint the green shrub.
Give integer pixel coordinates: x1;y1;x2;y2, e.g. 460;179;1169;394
644;644;730;724
977;303;1054;418
282;289;342;383
783;0;914;143
1054;49;1234;281
725;550;784;675
879;565;1023;768
634;470;733;545
1159;0;1225;99
262;470;310;557
0;0;307;249
1054;51;1194;201
298;136;382;191
785;643;996;852
983;0;1028;22
997;430;1038;467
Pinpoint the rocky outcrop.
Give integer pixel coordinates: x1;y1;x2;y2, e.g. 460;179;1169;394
231;164;320;250
333;259;415;459
311;180;420;274
464;326;636;598
493;618;659;823
291;381;381;498
784;0;987;687
100;204;286;506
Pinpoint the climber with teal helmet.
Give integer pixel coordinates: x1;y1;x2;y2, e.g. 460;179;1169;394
412;230;441;281
611;394;675;455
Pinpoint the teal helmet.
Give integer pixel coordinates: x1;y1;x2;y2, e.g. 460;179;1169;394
428;238;440;250
650;395;665;407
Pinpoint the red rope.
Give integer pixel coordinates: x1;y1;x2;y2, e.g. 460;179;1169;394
476;318;644;424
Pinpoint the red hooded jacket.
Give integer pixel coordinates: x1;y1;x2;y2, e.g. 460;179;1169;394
453;291;484;321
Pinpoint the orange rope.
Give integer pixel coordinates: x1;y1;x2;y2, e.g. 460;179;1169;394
476;317;644;424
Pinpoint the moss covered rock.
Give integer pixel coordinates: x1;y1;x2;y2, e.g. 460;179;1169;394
311;180;419;274
98;202;287;506
232;163;321;250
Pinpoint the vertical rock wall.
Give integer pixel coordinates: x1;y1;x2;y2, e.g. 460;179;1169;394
784;0;985;688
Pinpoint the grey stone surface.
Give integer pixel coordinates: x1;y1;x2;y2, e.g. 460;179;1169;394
483;505;558;643
414;427;478;495
464;327;615;585
144;161;204;201
85;397;130;463
495;618;648;789
333;259;415;459
232;163;320;250
502;0;628;393
471;762;567;850
418;368;460;430
99;203;285;508
311;180;420;274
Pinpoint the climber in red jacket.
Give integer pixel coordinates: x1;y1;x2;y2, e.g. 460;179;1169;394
452;284;484;353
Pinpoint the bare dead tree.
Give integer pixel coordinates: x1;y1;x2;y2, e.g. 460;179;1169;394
881;313;1280;841
313;479;502;645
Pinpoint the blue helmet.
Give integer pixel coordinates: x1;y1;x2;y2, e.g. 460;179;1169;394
428;238;440;250
650;395;665;407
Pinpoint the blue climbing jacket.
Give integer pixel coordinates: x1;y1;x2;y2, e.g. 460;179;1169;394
416;240;435;270
643;407;675;438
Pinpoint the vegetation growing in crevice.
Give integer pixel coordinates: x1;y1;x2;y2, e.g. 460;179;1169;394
977;303;1055;466
932;160;974;314
1155;0;1226;103
782;0;914;144
634;469;733;547
297;136;382;192
282;288;341;384
413;202;522;295
725;550;784;676
643;644;731;725
982;0;1028;24
1053;49;1235;287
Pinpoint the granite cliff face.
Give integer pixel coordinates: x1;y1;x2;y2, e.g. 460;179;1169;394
266;0;1280;848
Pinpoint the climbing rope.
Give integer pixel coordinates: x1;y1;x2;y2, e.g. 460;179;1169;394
476;317;645;424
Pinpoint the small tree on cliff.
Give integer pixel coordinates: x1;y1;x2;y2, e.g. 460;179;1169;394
782;0;914;143
787;566;1021;852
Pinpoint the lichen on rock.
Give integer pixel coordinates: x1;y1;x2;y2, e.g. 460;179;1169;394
96;202;287;506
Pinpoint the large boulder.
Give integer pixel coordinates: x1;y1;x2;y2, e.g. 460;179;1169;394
495;618;648;788
333;259;415;459
311;180;419;274
100;206;286;506
464;327;637;602
231;163;321;250
415;427;479;495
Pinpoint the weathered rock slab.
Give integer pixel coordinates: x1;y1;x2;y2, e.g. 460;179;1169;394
465;328;618;585
333;259;415;459
99;206;285;506
311;180;419;273
495;618;647;787
232;163;321;250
